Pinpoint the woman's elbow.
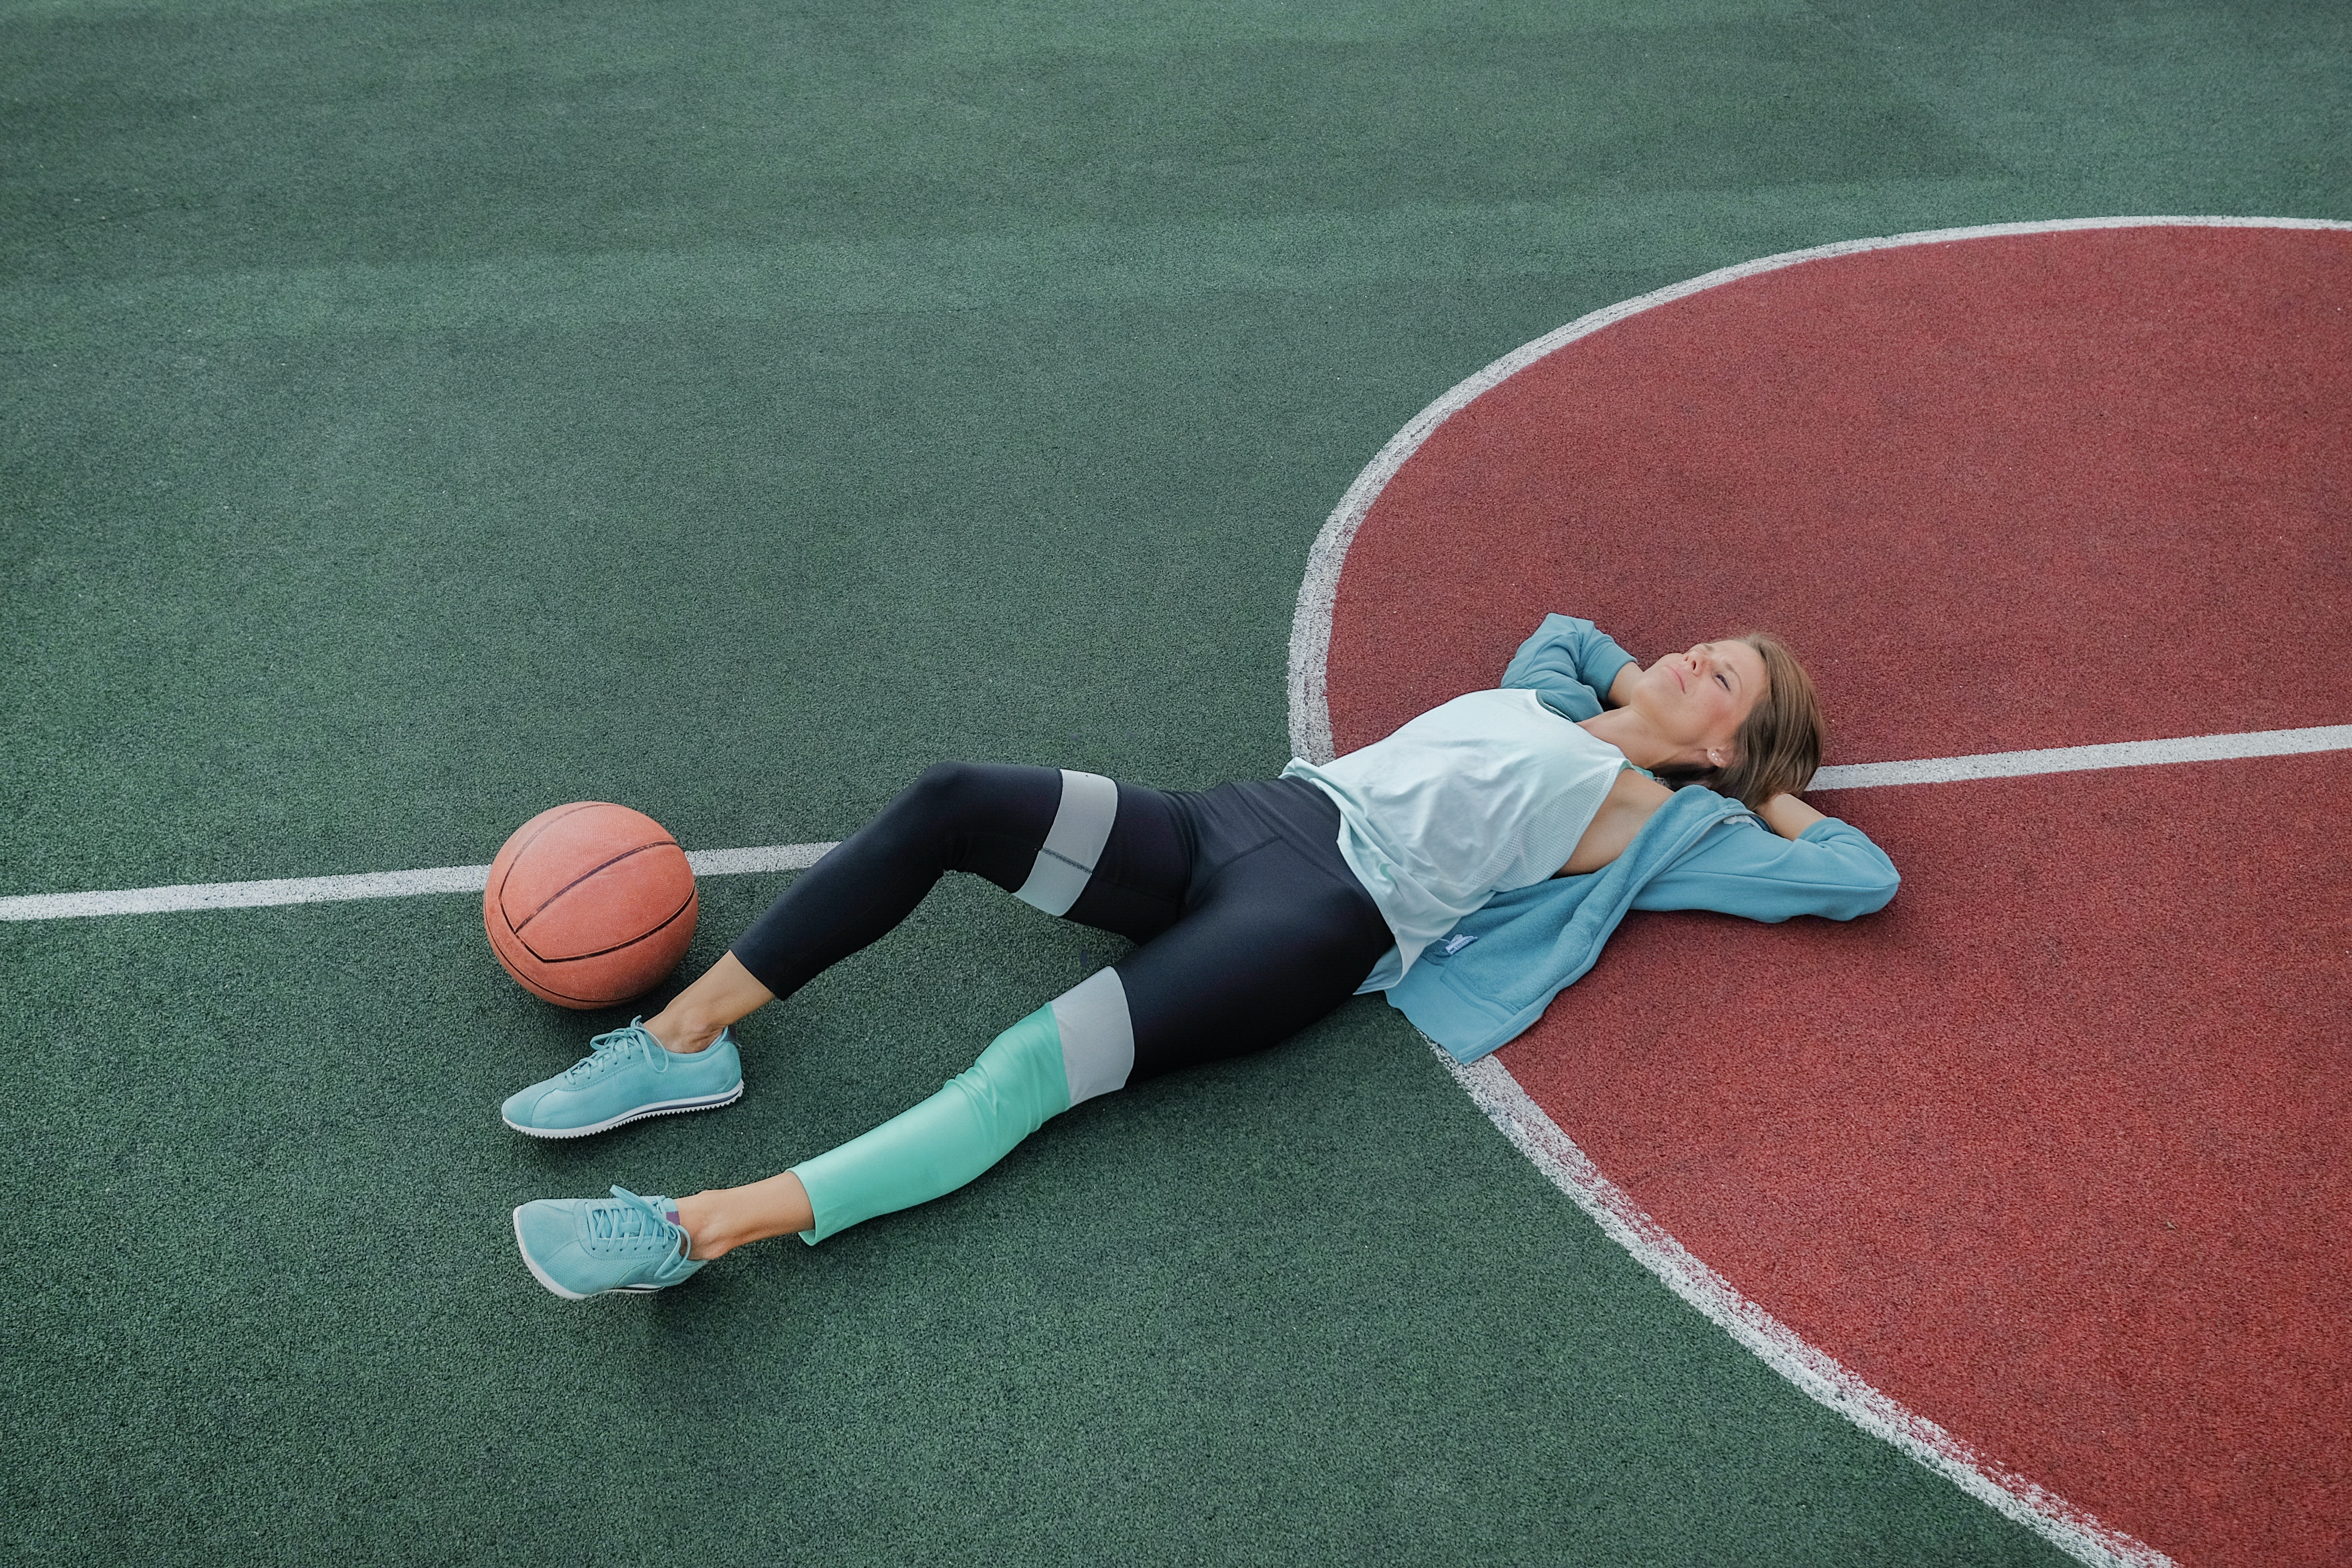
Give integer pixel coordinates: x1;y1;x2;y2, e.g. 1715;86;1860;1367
1815;854;1899;920
1850;863;1900;917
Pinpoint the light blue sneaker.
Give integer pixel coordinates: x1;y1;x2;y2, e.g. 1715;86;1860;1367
501;1018;743;1139
513;1186;706;1299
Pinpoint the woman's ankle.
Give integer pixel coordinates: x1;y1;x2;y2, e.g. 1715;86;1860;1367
644;954;776;1054
675;1174;814;1260
675;1191;738;1260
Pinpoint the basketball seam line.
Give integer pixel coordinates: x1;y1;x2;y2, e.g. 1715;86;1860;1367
505;840;684;935
514;887;698;966
490;800;606;910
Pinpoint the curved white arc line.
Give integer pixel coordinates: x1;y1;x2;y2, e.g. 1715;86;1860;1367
1437;1047;2177;1568
1275;217;2344;1567
1285;214;2352;767
1288;392;1469;762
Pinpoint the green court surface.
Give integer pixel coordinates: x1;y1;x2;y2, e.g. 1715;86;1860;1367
3;2;2342;1563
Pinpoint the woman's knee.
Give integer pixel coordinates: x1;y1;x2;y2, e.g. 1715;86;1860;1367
880;760;1005;839
869;761;1060;885
900;759;1058;815
900;759;985;815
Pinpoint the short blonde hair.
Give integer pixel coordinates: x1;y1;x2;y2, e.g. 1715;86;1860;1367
1656;633;1824;810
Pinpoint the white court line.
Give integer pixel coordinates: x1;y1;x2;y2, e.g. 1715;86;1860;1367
1810;723;2352;790
7;721;2348;924
0;842;840;923
682;843;840;877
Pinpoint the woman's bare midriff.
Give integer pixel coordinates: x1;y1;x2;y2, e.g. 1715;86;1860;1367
1556;767;1675;877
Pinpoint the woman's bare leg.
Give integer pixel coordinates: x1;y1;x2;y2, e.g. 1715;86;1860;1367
675;1171;812;1260
648;952;801;1253
640;951;775;1054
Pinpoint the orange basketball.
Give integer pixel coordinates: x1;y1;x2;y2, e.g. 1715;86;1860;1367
483;802;698;1008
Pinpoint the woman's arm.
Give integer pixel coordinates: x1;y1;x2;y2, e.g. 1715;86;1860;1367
1630;808;1899;921
1504;614;1641;721
1756;792;1827;840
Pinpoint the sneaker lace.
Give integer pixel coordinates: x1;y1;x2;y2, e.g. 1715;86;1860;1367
557;1018;665;1085
589;1186;687;1264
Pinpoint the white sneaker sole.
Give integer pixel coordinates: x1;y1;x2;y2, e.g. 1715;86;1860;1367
502;1081;744;1139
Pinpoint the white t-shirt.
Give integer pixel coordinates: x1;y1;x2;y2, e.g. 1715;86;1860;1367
1282;688;1629;989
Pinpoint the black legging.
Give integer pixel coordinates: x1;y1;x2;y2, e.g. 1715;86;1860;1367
730;762;1394;1082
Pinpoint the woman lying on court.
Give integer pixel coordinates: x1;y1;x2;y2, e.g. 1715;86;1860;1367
504;615;1899;1298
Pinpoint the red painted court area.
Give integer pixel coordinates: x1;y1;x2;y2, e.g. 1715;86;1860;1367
1324;225;2352;1568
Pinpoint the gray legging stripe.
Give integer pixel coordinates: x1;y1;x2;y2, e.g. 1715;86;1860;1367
1014;770;1120;915
1049;967;1135;1105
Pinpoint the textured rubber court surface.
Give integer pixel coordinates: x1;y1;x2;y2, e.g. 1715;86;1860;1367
4;3;2347;1566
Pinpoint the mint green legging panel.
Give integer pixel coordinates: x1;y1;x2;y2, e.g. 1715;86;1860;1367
791;1004;1073;1244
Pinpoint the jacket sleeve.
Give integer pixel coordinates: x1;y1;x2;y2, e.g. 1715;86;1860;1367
1629;811;1899;921
1499;614;1641;723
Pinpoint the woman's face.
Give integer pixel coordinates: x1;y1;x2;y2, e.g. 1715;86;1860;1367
1631;639;1769;766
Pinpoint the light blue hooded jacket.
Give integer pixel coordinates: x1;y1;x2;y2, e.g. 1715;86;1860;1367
1385;614;1900;1062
